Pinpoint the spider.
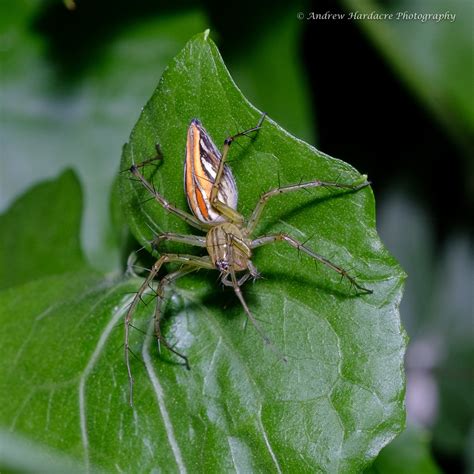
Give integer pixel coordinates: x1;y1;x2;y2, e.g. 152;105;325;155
124;113;371;405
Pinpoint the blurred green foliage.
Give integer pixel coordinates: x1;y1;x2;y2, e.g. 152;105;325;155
0;170;85;289
343;0;473;154
346;1;473;471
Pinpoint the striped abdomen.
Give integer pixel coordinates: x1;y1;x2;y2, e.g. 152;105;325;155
184;119;238;224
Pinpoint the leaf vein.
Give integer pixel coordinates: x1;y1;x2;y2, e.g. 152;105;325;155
79;289;132;471
142;316;187;474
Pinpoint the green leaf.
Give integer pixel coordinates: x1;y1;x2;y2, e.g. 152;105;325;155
365;425;441;474
0;270;134;471
118;31;407;471
0;29;406;474
0;169;86;290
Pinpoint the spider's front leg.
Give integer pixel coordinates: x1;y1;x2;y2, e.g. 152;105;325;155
225;263;288;363
221;271;253;288
246;177;370;236
209;114;266;223
251;234;372;294
125;253;214;406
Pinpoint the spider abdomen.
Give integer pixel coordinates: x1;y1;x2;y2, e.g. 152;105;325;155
206;223;251;272
185;119;238;224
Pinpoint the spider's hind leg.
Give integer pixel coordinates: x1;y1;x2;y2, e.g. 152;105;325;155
153;267;198;371
125;254;214;406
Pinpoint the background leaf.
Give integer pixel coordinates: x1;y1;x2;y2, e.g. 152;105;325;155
0;270;136;471
365;425;441;474
341;0;473;154
0;170;138;471
0;170;86;290
0;429;96;473
378;192;473;466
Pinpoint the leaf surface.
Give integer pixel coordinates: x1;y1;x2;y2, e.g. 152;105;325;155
117;31;407;472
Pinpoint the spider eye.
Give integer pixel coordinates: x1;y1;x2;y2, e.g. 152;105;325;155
217;259;229;271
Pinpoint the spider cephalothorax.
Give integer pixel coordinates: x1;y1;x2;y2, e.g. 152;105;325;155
125;113;371;405
206;223;252;273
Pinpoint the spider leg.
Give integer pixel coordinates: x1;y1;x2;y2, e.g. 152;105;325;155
251;233;372;294
228;265;271;344
128;160;209;232
246;177;370;236
150;232;206;252
125;253;214;406
247;261;261;280
209;113;266;223
228;265;287;363
221;271;252;287
154;266;199;371
128;233;206;277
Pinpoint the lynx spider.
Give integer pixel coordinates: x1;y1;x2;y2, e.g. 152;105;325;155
124;113;371;405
